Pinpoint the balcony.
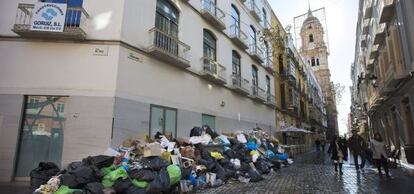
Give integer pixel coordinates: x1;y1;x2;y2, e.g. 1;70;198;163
379;0;395;24
12;3;89;40
249;44;264;63
230;75;250;96
148;27;191;69
264;57;275;74
363;0;373;19
262;20;272;33
286;48;295;58
200;0;226;31
288;89;299;110
360;36;367;48
199;57;227;85
229;24;249;50
369;45;379;60
247;0;261;22
373;23;386;45
266;93;276;107
250;85;266;102
362;19;370;35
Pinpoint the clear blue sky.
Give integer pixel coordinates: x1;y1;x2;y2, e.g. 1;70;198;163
269;0;359;135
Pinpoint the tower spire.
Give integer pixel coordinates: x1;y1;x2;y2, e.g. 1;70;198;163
308;0;312;17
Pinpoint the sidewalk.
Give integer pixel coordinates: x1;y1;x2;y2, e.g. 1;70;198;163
198;151;414;194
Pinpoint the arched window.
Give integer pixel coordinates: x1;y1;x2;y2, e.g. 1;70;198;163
231;5;240;35
156;0;179;36
264;41;270;61
309;34;314;43
252;65;258;87
262;8;268;27
266;75;271;94
316;58;320;66
311;57;316;67
232;50;241;77
250;25;257;50
203;29;216;60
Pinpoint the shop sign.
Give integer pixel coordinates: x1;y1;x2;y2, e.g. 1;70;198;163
30;2;67;32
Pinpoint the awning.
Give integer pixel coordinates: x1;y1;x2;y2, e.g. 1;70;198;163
281;126;313;133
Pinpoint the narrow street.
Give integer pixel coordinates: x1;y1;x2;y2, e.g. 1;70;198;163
198;151;414;194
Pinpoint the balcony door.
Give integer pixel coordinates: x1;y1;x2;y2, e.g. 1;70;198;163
15;96;67;178
203;0;217;16
40;0;83;26
155;0;179;55
150;105;177;139
231;5;240;36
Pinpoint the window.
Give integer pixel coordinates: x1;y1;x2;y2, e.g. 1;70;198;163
156;0;179;36
262;8;268;27
203;0;217;15
150;105;177;138
264;41;270;61
203;29;216;60
308;25;312;29
250;25;257;49
15;96;67;177
202;114;216;129
232;51;241;77
252;65;258;86
311;57;315;66
266;76;271;94
231;5;240;35
316;58;320;66
56;103;65;113
309;34;314;43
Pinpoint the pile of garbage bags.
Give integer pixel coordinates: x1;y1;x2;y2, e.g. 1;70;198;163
30;125;292;194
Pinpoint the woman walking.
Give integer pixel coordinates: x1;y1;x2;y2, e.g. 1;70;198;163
328;136;348;175
371;132;390;177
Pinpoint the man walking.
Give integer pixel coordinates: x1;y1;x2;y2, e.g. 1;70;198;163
348;130;367;171
315;139;321;152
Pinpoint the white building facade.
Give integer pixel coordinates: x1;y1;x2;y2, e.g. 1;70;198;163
0;0;276;181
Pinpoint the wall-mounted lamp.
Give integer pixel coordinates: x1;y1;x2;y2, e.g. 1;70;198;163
368;74;378;88
220;101;225;107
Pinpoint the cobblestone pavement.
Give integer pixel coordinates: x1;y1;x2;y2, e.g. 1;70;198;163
197;151;414;194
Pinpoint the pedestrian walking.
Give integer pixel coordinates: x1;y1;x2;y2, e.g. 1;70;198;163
321;139;326;152
315;139;321;152
371;132;390;178
348;130;367;171
328;136;348;175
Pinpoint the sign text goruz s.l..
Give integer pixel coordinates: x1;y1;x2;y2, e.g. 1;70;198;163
30;2;67;32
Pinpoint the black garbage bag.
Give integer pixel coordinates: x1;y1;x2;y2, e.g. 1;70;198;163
61;165;102;189
154;131;163;140
255;159;270;174
141;156;168;171
128;168;155;181
189;126;203;137
113;178;133;194
270;158;281;170
204;126;219;139
180;167;192;180
30;162;60;189
247;168;263;182
66;161;83;173
146;168;170;193
84;182;105;194
82;155;114;169
60;173;78;188
228;138;240;146
223;150;237;159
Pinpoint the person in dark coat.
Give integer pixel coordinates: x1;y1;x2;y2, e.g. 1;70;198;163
315;139;321;152
348;130;367;171
328;136;348;175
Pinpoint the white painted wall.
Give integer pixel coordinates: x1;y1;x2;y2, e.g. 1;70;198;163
0;41;119;96
116;46;275;128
